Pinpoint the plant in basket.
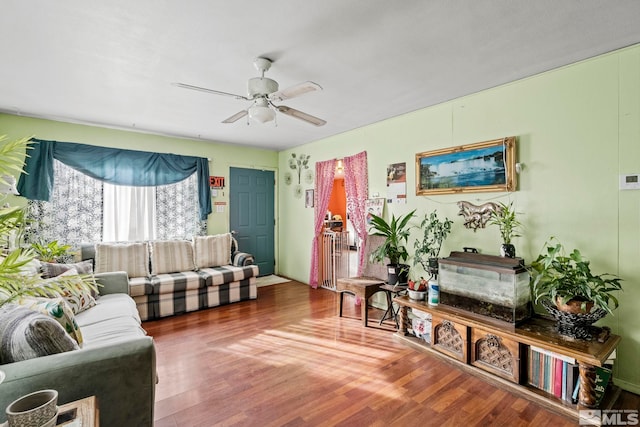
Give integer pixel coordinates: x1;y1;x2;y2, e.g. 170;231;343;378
529;238;622;339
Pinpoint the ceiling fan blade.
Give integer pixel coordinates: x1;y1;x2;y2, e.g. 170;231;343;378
269;81;322;102
222;110;248;123
276;106;326;127
173;82;251;101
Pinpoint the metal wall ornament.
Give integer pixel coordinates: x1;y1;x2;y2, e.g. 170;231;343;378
457;201;503;231
304;169;314;184
284;172;292;185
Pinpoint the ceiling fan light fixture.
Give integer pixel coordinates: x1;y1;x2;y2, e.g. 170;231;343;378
248;104;276;123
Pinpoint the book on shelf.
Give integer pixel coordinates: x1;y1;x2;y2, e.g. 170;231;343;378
594;366;613;407
553;358;563;398
528;347;580;403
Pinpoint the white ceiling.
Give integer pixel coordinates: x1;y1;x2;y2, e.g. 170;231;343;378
1;1;640;151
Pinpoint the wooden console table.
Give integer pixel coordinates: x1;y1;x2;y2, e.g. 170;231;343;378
394;296;621;421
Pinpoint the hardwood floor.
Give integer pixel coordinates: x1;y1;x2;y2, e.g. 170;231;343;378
144;281;637;427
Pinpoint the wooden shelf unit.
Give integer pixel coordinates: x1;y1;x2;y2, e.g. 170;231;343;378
393;295;621;421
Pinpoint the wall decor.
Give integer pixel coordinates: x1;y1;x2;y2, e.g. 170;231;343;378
284;172;292;185
304;169;314;184
415;137;516;195
288;153;311;184
386;162;407;204
457;200;502;231
305;189;314;208
365;198;385;225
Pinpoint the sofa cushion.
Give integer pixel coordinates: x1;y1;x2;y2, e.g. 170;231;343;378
18;296;84;346
151;271;205;295
198;265;259;287
129;276;153;297
0;304;79;363
193;234;232;268
75;294;141;327
95;242;150;278
79;316;147;349
149;240;196;275
40;259;93;279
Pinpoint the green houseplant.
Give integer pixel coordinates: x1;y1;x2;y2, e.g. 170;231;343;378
0;135;96;308
529;238;622;316
369;209;416;284
413;210;453;278
488;201;522;258
31;240;72;263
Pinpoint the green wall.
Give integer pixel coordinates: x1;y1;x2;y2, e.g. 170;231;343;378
278;45;640;393
0;114;278;235
1;43;638;394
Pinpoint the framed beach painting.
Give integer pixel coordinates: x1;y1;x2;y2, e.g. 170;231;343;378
415;137;517;196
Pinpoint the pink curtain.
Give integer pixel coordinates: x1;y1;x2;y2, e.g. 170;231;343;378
309;159;336;288
343;151;368;276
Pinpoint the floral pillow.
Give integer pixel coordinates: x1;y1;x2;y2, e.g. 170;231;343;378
19;296;83;347
57;268;97;314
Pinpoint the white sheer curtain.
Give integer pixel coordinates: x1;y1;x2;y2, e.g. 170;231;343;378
103;184;156;242
25;162;205;248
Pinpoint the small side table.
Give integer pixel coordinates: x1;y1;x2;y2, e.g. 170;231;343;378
58;396;99;427
379;283;407;328
336;277;384;327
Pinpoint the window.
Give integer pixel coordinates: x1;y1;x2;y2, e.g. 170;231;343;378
26;160;205;247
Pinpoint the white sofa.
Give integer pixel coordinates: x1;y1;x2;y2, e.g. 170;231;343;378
0;272;156;427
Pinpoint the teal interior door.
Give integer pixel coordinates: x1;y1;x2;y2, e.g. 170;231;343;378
230;167;275;276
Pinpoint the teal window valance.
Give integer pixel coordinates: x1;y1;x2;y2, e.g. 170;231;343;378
17;139;212;220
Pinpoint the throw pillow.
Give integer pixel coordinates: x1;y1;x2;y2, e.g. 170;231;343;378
39;260;93;279
57;268;97;314
193;234;232;268
0;304;79;364
149;240;196;275
95;242;150;278
19;296;84;346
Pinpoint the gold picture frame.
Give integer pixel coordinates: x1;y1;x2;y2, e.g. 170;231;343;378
415;136;517;196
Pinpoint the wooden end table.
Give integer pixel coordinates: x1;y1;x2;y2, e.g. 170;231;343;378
336;277;384;327
57;396;99;427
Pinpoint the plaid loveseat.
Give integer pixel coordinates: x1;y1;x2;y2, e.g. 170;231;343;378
82;233;258;321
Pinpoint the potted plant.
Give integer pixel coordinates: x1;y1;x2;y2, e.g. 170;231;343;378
530;239;622;314
369;209;415;285
0;135;95;308
489;201;522;258
31;239;72;263
413;210;453;278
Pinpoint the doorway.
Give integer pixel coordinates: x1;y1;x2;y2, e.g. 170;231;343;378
229;167;275;276
325;160;359;282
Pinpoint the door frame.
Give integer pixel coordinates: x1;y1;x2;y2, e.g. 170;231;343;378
228;164;279;275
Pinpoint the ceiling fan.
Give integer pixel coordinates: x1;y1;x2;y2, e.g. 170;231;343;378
174;57;326;127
